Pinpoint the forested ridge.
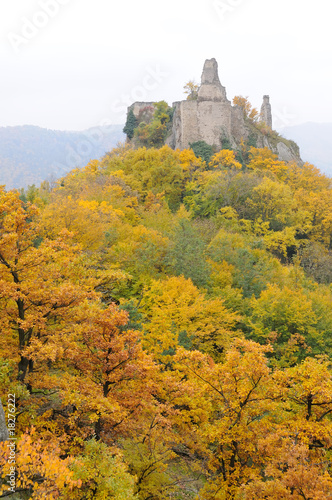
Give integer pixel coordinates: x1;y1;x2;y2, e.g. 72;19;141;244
0;141;332;499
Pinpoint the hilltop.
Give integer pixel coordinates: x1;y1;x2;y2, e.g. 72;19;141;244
124;58;301;165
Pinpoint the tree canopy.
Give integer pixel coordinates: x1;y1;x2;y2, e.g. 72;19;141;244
1;138;332;499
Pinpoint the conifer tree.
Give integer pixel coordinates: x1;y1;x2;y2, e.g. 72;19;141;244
123;108;138;140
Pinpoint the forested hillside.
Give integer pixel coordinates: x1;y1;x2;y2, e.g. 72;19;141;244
0;141;332;499
0;125;124;189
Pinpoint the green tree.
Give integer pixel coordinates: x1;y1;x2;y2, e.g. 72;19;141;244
123;109;138;140
134;101;172;148
248;284;324;364
207;229;288;298
165;219;210;287
190;140;214;163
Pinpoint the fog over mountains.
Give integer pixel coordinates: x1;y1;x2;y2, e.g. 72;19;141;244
0;124;125;190
280;122;332;177
0;122;330;191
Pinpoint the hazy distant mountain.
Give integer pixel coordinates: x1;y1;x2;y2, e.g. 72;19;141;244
0;124;125;190
1;122;330;190
280;122;332;177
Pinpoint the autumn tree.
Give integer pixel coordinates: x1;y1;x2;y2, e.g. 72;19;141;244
209;149;242;170
100;145;203;211
184;169;263;218
248;284;320;364
184;80;199;100
65;440;137;499
245;177;297;231
244;357;332;498
173;340;277;499
134;101;173;148
233;96;259;122
0;429;82;499
138;275;241;361
0;189;99;384
0;187;127;453
57;302;158;441
247;146;289;180
207;228;289;298
0;430;139;499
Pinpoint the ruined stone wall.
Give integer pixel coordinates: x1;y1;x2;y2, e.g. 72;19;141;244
170;100;245;150
129;102;155;121
174;100;200;149
231;105;249;144
196;101;232;149
125;59;301;164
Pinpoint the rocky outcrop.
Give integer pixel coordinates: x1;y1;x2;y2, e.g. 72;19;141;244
254;133;301;165
277;141;300;163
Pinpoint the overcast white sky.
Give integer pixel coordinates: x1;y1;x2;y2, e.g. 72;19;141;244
0;0;331;130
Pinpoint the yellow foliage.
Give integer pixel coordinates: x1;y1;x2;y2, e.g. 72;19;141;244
179;148;204;171
248;147;289;180
264;226;297;259
207;259;234;289
41;195;125;251
139;276;241;360
293;187;332;247
246;177;298;230
209;149;242;169
286;161;332;192
0;429;81;498
233;96;259;122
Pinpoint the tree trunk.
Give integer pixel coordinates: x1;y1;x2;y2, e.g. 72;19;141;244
17;355;30;382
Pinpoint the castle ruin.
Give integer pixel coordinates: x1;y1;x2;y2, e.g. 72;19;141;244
168;58;250;150
126;58;300;163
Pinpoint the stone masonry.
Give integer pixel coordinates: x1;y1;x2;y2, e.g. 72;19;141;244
126;58;301;163
168;58;246;150
128;58;270;151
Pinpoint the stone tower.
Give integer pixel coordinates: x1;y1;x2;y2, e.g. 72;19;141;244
197;58;227;102
168;58;243;150
261;95;272;128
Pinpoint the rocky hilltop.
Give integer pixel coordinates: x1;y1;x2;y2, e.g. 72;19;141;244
125;58;301;164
